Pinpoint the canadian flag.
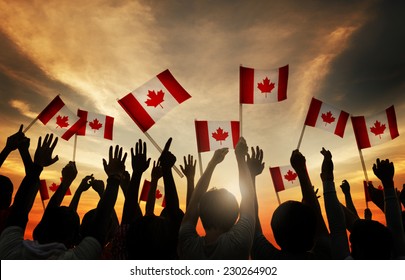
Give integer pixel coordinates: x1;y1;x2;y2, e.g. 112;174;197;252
304;97;349;138
37;96;86;141
240;65;288;104
76;109;114;140
351;106;399;149
139;179;166;207
195;120;240;153
118;69;191;132
39;179;71;201
269;165;300;192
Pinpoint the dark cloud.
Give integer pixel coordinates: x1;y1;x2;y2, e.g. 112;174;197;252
316;0;405;114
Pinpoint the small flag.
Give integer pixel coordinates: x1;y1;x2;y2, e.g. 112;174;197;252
77;109;114;140
118;69;191;132
37;96;86;141
304;97;349;138
351;105;399;149
39;179;71;201
240;65;289;104
269;165;300;192
363;181;373;202
139;179;166;207
195;120;240;153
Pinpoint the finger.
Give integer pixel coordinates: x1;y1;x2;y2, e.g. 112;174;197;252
122;152;127;163
109;146;113;160
193;159;197;167
180;165;185;173
258;148;263;162
37;136;42;150
131;147;135;158
143;141;147;155
183;156;187;165
18;124;24;133
118;147;123;159
44;134;50;146
251;147;255;158
103;158;107;169
50;155;59;165
163;137;172;152
50;136;58;150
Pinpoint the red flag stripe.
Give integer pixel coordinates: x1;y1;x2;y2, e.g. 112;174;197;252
37;96;65;124
61;117;87;141
157;69;191;104
363;181;372;202
195;120;210;152
277;65;289;101
39;180;49;201
76;109;88;136
334;111;350;137
139;180;151;201
386;105;399;139
231;121;240;148
351;116;371;149
104;115;114;140
270;167;285;192
118;93;155;132
304;97;322;126
239;66;254;104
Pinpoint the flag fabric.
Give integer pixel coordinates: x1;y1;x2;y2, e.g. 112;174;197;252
195;120;240;153
139;179;166;207
240;65;289;104
37;96;86;141
304;97;349;138
363;181;372;202
269;165;300;192
351;105;399;150
77;109;114;140
39;179;71;201
118;69;191;132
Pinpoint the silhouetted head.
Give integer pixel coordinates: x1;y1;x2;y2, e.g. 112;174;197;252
350;219;393;259
80;208;119;245
33;206;80;249
199;188;239;232
271;200;317;253
0;175;13;209
126;215;177;259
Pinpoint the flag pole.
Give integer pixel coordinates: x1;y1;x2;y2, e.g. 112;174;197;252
23;117;38;133
198;152;203;177
296;123;306;150
239;104;243;137
358;148;369;208
143;131;184;178
72;134;78;162
275;191;281;205
41;199;46;211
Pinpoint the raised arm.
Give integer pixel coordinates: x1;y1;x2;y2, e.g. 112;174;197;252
373;158;405;257
69;174;94;212
340;180;359;218
0;125;31;169
6;134;58;230
145;160;162;216
320;148;350;259
180;154;196;210
121;139;150;224
182;148;228;227
46;161;77;209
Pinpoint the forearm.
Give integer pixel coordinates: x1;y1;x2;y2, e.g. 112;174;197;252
384;185;405;256
47;179;74;209
237;157;255;219
0;147;11;167
122;173;143;224
18;147;33;174
186;177;195;209
69;189;84;212
344;194;359;218
162;167;179;210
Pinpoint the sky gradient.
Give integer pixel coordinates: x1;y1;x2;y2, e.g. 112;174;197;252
1;0;405;241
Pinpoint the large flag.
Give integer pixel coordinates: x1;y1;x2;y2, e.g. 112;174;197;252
304;97;349;138
269;165;300;192
351;105;399;149
39;179;71;201
240;65;289;104
195;120;240;153
37;96;86;141
139;179;166;207
77;109;114;140
118;69;191;132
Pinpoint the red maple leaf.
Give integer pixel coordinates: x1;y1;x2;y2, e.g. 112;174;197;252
145;90;165;108
89;118;103;132
370;120;386;139
211;127;229;145
155;189;163;199
56;115;69;128
284;170;298;183
257;77;275;97
321;111;335;126
49;182;59;192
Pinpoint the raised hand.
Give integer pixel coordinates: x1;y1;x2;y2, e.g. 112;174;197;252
5;124;26;152
103;145;127;179
235;137;248;159
290;149;306;173
340;180;351;195
159;138;176;169
373;158;394;186
320;147;334;182
92;179;105;198
34;134;59;167
180;154;196;179
78;174;94;192
247;146;264;178
212;148;229;165
131;139;151;175
61;161;78;184
364;208;372;220
151;160;163;182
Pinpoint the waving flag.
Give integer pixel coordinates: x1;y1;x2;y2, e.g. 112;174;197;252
270;165;300;192
351;106;399;149
195;120;240;153
77;109;114;140
118;69;191;132
139;179;166;207
304;97;349;138
37;96;86;141
39;179;71;201
240;65;288;104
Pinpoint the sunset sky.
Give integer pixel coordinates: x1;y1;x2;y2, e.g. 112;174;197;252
1;0;405;241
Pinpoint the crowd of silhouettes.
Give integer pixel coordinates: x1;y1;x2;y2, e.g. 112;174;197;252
0;125;404;259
